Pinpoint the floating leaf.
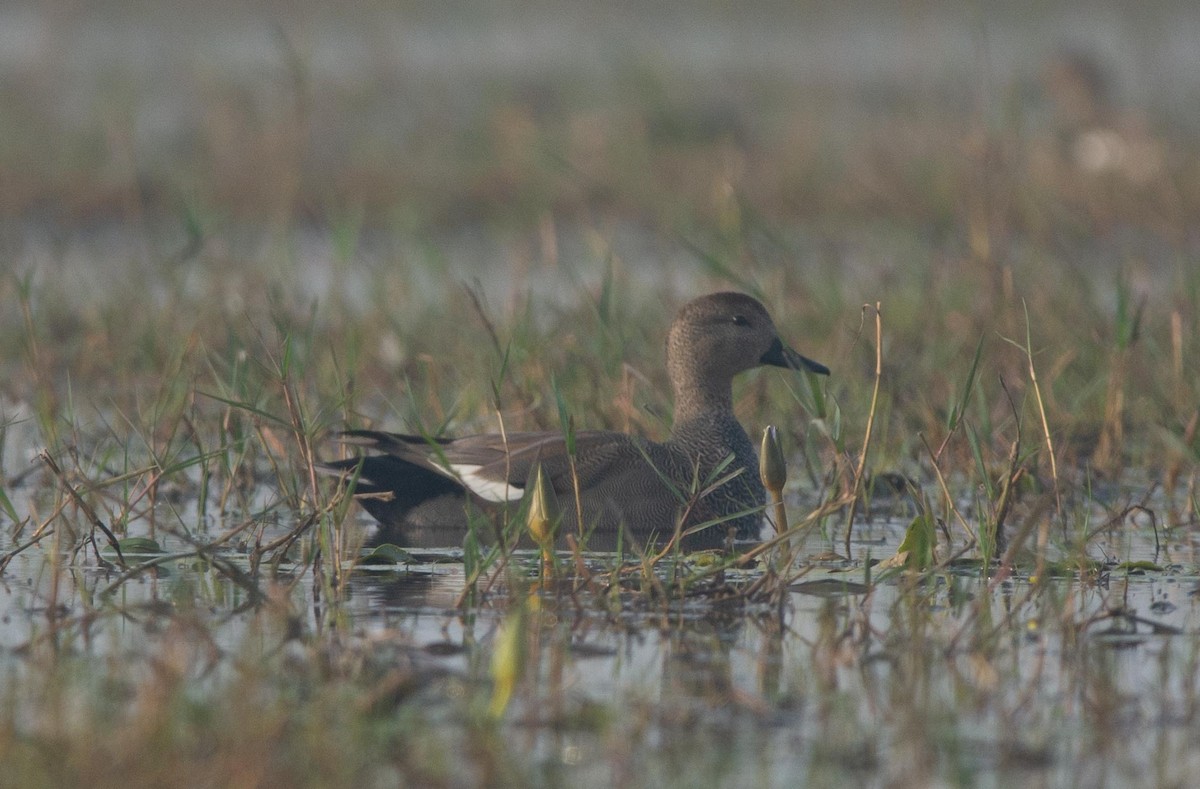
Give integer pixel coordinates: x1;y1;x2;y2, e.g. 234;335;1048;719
946;557;988;574
687;550;724;568
1113;560;1163;573
1030;558;1104;581
105;537;163;557
359;543;416;566
808;551;849;563
791;579;870;597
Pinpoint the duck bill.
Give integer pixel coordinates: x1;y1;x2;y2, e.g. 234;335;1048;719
760;337;830;375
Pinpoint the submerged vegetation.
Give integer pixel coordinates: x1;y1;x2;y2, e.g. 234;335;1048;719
1;1;1199;786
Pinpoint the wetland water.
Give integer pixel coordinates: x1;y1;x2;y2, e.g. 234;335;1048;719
2;471;1197;786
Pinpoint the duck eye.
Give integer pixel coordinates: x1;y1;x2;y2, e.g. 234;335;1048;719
731;315;750;327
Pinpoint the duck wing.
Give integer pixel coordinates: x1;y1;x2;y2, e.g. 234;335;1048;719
336;428;655;503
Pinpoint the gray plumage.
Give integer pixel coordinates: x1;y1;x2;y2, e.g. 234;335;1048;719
324;292;828;550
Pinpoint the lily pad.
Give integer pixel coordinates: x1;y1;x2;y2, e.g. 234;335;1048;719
103;537;164;558
359;543;417;566
791;578;871;597
1113;560;1164;573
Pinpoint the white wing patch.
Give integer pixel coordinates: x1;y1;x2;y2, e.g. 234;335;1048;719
450;464;525;503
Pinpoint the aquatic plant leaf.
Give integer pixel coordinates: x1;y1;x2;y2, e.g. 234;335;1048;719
947;334;984;430
1030;558;1105;580
686;550;724;568
359;543;416;566
489;600;529;719
791;578;870;597
0;486;17;522
1113;560;1163;573
879;512;936;571
108;537;164;556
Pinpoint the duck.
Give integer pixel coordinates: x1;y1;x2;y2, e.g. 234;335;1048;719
325;292;828;551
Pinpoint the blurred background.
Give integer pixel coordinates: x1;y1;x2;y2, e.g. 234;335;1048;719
3;0;1197;304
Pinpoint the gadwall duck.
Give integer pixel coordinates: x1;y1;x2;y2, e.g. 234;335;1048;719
326;292;828;550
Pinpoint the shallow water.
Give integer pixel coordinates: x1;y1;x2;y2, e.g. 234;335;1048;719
2;478;1197;785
